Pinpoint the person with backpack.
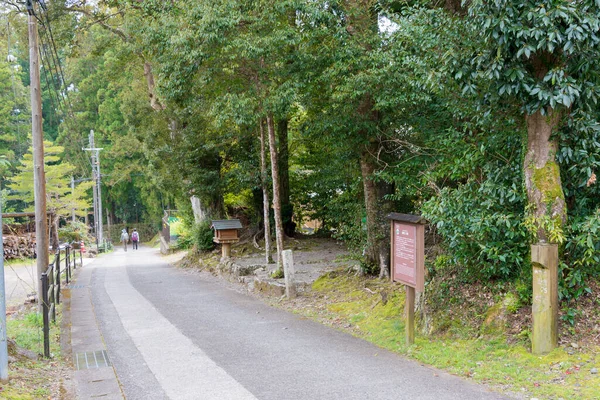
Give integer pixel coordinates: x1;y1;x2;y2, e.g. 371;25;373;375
131;229;140;250
120;229;129;252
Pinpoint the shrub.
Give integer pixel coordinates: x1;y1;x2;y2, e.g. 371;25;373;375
172;221;215;252
193;221;215;252
58;221;91;244
559;210;600;301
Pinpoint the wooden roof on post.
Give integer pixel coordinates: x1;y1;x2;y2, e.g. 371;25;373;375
211;219;243;230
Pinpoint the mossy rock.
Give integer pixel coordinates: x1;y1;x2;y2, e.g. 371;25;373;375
481;299;509;337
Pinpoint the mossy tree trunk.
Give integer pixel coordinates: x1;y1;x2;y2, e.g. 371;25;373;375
524;108;566;243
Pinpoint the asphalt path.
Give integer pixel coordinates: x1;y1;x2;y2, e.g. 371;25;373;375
3;261;37;307
89;246;512;400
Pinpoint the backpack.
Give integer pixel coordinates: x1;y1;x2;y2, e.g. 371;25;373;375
132;232;139;241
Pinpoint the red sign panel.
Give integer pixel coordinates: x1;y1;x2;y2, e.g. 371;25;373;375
391;221;424;291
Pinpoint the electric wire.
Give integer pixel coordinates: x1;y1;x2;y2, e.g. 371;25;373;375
37;33;61;131
34;3;92;175
38;26;90;174
40;6;75;120
5;16;25;157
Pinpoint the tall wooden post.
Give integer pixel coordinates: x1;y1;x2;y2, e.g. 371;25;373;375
222;243;231;259
405;286;415;345
28;1;49;311
531;243;558;354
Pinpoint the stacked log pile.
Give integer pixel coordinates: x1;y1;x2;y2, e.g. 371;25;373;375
2;233;36;260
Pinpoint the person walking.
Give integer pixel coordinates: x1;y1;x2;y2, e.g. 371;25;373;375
120;229;129;252
131;229;139;250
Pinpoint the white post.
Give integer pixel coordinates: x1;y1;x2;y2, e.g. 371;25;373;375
282;249;296;299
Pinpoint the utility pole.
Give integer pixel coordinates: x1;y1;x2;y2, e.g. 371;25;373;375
27;0;49;311
83;130;103;248
0;199;9;382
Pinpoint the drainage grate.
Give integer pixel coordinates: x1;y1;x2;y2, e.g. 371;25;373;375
67;284;88;289
74;350;111;370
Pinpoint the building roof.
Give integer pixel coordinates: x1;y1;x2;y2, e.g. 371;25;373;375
211;219;243;230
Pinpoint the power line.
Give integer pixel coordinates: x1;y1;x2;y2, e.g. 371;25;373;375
34;6;92;176
37;35;61;129
5;16;24;155
38;6;75;120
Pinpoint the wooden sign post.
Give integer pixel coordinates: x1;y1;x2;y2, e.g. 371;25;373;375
388;213;426;346
531;243;558;354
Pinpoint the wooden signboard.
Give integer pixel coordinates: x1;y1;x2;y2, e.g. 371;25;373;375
389;213;425;292
388;213;426;346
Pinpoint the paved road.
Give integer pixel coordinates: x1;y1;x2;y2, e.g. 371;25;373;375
83;246;511;400
3;261;38;307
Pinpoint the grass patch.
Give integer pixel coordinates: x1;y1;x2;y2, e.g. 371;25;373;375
0;305;70;399
7;309;62;357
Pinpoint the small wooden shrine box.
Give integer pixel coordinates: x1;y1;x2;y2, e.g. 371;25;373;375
212;219;243;243
211;219;242;258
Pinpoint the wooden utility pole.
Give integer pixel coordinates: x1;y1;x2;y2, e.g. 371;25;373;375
27;0;49;310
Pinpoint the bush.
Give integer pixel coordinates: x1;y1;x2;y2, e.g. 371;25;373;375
172;221;215;252
559;210;600;301
58;221;91;244
422;175;529;281
193;221;215;252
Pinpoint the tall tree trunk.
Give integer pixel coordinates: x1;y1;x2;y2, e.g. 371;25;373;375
277;118;295;237
360;140;394;277
267;114;284;270
51;213;59;251
190;195;207;224
377;179;394;279
360;144;379;273
260;120;273;264
524;109;566;242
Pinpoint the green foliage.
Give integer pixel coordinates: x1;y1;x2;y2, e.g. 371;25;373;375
58;220;91;243
466;0;600;114
9;1;600;305
523;210;566;245
6;141;93;217
193;221;215;252
559;211;600;301
173;221;215;252
422;131;529;281
0;23;30;179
